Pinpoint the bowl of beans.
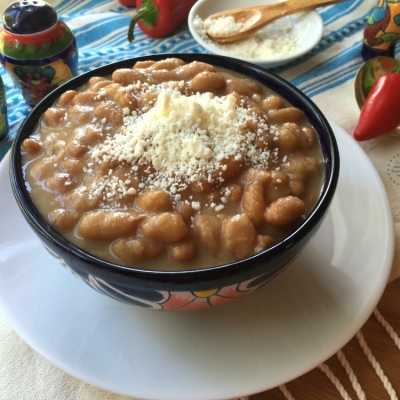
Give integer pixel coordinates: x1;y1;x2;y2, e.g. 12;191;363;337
10;54;339;311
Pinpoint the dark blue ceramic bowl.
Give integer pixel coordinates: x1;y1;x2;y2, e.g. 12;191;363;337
9;54;339;311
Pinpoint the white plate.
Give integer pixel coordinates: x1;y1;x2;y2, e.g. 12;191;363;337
188;0;323;68
0;119;394;400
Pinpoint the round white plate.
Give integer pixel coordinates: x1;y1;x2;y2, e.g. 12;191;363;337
0;119;394;400
188;0;323;68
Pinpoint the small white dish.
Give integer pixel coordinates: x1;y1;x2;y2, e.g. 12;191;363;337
188;0;324;68
0;119;394;400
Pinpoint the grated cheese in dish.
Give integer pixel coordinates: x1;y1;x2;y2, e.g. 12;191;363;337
90;84;278;206
193;15;298;60
204;15;245;35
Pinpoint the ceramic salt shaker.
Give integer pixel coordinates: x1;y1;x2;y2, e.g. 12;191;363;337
0;0;78;107
362;0;400;60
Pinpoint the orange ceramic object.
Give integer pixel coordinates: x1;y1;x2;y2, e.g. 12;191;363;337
362;0;400;60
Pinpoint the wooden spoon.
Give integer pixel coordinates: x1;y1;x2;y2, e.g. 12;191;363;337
205;0;347;43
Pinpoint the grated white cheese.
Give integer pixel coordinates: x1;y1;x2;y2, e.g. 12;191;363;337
204;15;244;35
89;85;275;206
193;15;298;60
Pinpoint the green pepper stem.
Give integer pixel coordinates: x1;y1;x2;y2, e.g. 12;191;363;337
128;0;159;42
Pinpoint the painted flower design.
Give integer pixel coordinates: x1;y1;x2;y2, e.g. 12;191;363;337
13;60;72;105
160;274;272;311
14;65;56;104
160;286;248;311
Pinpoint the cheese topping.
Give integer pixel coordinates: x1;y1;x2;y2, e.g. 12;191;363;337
204;16;245;35
193;15;298;60
90;86;275;206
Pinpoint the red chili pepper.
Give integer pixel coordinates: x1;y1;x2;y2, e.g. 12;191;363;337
119;0;136;7
353;73;400;141
128;0;197;41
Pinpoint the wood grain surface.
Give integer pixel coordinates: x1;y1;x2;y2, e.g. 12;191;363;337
252;279;400;399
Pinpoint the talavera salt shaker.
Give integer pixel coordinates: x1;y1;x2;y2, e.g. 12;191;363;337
362;0;400;60
0;0;78;107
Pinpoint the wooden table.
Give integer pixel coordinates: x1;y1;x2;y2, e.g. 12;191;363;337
253;279;400;399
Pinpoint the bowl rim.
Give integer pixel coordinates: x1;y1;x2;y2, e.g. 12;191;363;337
9;53;340;284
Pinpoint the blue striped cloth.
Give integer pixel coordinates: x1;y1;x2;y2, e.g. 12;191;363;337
0;0;391;160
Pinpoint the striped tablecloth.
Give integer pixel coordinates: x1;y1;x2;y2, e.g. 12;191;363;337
0;0;399;399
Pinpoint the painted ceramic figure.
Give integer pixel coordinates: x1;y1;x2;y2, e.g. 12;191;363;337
362;0;400;60
0;0;78;107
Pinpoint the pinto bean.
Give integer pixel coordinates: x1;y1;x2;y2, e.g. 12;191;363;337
140;213;187;243
175;203;194;221
241;168;271;185
112;237;165;260
169;240;197;263
133;60;156;69
300;126;316;148
22;138;42;155
275;128;298;151
44;108;66;127
282;156;321;197
78;125;105;147
149;58;185;70
48;208;80;232
112;68;146;85
226;78;262;97
59;159;84;175
176;61;215;80
241;182;266;227
114;88;138;111
191;176;213;193
255;235;275;252
67;105;93;124
57;90;77;107
66;139;88;158
78;211;145;241
215;155;243;181
224;184;243;203
264;171;292;204
88;76;108;88
93;104;123;127
261;95;283;111
62;189;101;212
98;83;122;99
282;123;316;149
47;173;76;194
191;71;226;93
194;214;221;253
264;196;305;227
222;214;257;259
90;80;114;92
150;70;180;83
136;189;172;212
268;107;304;123
71;92;102;106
